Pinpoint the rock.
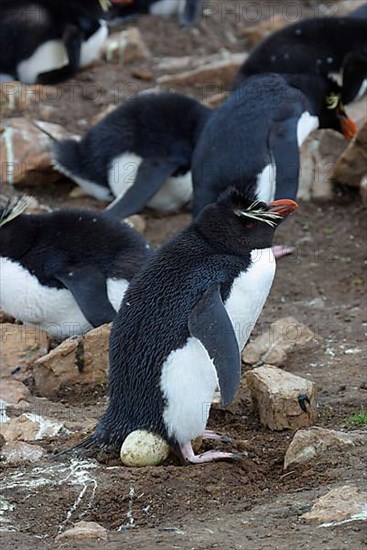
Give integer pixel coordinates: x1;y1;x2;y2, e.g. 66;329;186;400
120;430;170;467
1;441;45;464
0;310;14;324
243;317;317;367
203;91;227;108
301;485;367;524
332;121;367;188
284;427;366;469
239;14;290;47
68;186;91;199
0;324;49;380
298;130;348;200
0;118;77;186
124;214;146;234
131;68;154;81
360;175;367;204
0;379;31;409
89;104;116;126
56;521;108;542
104;28;150;64
34;324;111;396
246;365;317;431
158;53;247;90
0;82;58;117
0;413;63;442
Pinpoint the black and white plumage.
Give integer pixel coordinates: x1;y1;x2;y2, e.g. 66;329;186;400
0;0;108;84
53;92;211;219
90;189;298;464
107;0;202;27
192;73;357;217
234;15;367;105
0;199;152;338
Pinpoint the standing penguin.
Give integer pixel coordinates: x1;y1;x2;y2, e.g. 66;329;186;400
87;189;298;464
0;197;152;338
0;0;108;84
233;15;367;105
191;73;357;218
53;92;212;219
106;0;202;27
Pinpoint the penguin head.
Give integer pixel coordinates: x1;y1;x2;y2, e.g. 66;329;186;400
195;188;298;254
320;87;357;140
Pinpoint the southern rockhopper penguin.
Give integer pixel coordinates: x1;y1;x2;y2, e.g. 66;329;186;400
191;73;357;219
0;197;152;338
233;15;367;106
53;92;211;219
0;0;109;84
86;189;298;465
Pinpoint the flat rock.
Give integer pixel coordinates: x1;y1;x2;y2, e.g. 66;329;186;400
301;485;367;524
0;379;31;409
299;130;348;201
124;214;146;234
284;427;367;469
158;53;246;90
239;14;290;46
246;365;317;431
56;521;108;541
104;28;150;64
0;82;58;117
333;121;367;189
0;118;77;186
0;413;63;442
243;317;317;366
34;324;111;396
89;103;116;126
1;441;45;464
0;323;49;380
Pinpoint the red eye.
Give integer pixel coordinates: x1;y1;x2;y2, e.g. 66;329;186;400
246;222;254;228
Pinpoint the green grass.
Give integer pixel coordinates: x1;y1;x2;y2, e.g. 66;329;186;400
347;410;367;427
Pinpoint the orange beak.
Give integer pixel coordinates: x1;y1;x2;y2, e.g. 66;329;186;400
339;115;358;140
269;199;299;217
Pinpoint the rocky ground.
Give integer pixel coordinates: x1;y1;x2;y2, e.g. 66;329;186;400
1;1;367;548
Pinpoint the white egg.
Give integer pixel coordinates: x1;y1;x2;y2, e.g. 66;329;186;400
120;430;170;467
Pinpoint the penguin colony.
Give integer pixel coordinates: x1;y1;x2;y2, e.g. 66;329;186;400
1;1;366;466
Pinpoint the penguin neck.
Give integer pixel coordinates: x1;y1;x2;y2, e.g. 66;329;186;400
284;73;332;115
0;216;37;260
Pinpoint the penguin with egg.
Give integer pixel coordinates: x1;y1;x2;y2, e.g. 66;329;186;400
0;197;152;339
77;188;298;464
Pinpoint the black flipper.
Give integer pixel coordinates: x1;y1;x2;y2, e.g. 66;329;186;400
55;265;117;327
188;285;241;407
37;24;82;85
180;0;202;26
268;114;301;201
106;157;184;219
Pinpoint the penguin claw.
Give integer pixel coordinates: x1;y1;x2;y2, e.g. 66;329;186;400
202;429;233;444
179;441;243;465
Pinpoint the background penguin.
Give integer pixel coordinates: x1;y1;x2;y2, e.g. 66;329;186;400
0;197;152;338
106;0;202;27
0;0;108;84
85;189;298;464
233;15;367;105
53;92;212;219
191;73;357;219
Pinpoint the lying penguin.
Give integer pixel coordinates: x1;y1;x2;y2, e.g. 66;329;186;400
53;92;212;219
107;0;202;27
192;73;357;218
78;189;298;464
0;197;152;338
0;0;109;84
233;14;367;105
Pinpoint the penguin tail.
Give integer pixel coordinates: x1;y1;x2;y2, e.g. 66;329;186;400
0;195;35;228
52;137;83;180
53;434;97;459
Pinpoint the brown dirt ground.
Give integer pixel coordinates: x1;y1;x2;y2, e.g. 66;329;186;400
1;1;367;548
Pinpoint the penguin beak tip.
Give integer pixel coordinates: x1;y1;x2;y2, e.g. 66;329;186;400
340;115;357;140
268;199;299;217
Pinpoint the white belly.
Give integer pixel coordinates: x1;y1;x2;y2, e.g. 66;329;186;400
297;111;319;146
0;258;128;338
108;152;192;212
80;21;108;68
150;0;184;16
17;40;68;84
256;163;276;203
53;157;112;201
161;248;276;444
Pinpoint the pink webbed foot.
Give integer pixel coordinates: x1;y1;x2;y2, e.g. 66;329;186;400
272;245;295;259
202;429;232;444
180;441;241;465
